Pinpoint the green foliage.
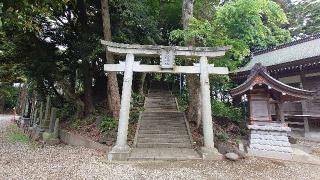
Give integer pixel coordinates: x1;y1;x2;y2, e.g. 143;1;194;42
176;90;189;112
215;131;229;142
216;0;291;51
6;124;29;144
170;0;290;71
109;0;162;44
286;0;320;37
100;116;118;132
212;100;242;123
130;93;145;122
70;119;82;130
0;84;18;112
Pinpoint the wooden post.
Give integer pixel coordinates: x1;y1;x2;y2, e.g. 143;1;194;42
302;101;310;136
199;56;215;149
109;53;134;159
300;72;310;137
279;102;285;124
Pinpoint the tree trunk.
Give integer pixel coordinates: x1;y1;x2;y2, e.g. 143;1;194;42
0;95;4;113
83;61;95;115
78;0;95;115
101;0;121;118
182;0;201;127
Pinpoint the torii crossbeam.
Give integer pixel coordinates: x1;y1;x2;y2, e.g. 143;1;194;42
102;40;231;161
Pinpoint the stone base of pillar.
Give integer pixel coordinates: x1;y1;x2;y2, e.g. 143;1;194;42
199;147;223;160
248;123;293;160
108;144;131;161
304;132;311;138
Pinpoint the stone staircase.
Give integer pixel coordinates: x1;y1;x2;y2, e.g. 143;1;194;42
129;82;200;160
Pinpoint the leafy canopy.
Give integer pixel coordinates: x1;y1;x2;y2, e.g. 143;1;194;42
170;0;290;70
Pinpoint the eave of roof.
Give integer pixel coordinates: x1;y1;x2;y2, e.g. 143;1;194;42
230;63;316;100
237;34;320;73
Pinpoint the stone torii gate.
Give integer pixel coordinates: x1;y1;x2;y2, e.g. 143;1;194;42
102;40;230;160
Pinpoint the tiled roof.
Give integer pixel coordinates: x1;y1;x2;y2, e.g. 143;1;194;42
230;63;316;101
238;34;320;72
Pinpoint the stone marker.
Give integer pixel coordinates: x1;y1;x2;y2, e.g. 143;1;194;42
41;96;51;130
49;107;57;133
38;102;44;127
43;117;60;145
53;118;60;138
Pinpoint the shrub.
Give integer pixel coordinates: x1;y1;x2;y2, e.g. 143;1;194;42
216;131;229;142
100;116;118;132
211;100;242;123
0;85;19;112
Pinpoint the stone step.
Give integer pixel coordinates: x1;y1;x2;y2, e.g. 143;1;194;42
138;134;190;139
128;148;201;161
139;123;186;127
144;106;177;109
142;116;184;120
142;114;184;117
141;120;184;124
137;136;190;141
136;142;192;148
139;127;186;131
139;124;186;128
142;112;183;115
137;138;190;144
140;122;185;126
141;117;184;120
145;104;176;106
144;109;178;112
147;96;172;98
139;130;188;134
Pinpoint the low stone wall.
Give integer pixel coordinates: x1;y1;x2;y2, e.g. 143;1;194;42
59;129;110;153
248;124;293;160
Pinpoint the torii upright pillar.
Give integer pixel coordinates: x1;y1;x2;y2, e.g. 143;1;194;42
108;54;134;161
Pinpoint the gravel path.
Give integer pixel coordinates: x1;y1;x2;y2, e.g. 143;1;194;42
1;115;320;180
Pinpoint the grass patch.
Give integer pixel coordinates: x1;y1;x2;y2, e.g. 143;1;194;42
6;124;29;144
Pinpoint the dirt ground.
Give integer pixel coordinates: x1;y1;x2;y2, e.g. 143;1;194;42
1;115;320;180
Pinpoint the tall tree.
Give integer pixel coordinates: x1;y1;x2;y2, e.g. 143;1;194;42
101;0;121;118
286;0;320;38
77;0;95;115
182;0;202;127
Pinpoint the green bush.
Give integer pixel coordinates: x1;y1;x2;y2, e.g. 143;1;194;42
176;91;189;112
211;100;242;123
0;85;18;112
216;131;229;142
100;116;118;132
129;93;145;123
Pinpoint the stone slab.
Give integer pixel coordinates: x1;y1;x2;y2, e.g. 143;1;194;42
129;148;201;161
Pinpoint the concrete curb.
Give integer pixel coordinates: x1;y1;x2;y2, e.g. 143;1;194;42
59;129;111;153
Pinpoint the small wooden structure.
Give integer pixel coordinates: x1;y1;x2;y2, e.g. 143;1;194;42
230;63;315;159
232;34;320;136
102;40;230;160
